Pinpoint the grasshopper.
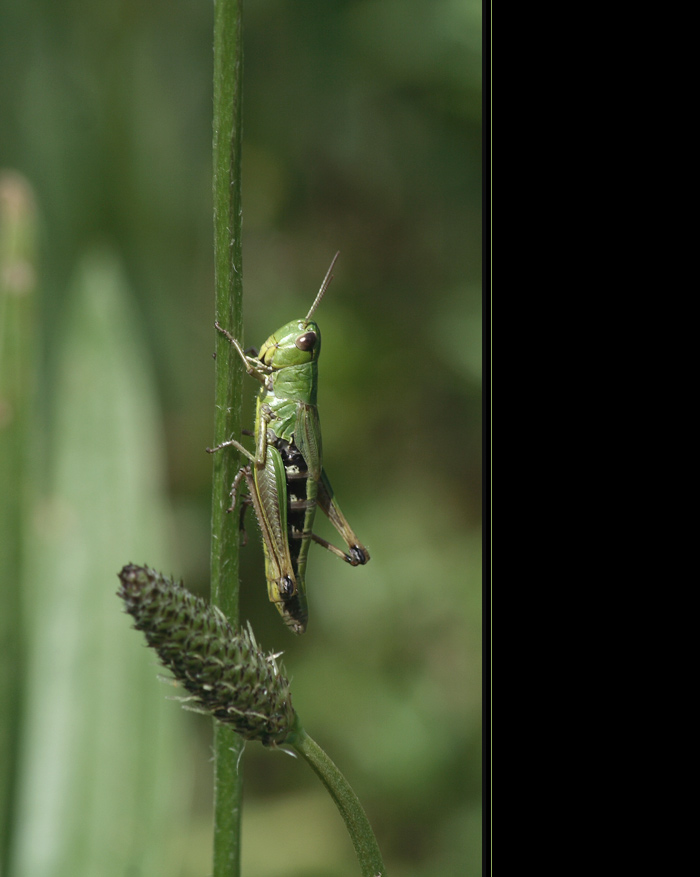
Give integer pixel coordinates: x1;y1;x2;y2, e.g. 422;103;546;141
208;252;370;634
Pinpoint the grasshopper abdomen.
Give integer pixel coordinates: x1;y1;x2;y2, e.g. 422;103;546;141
276;437;318;589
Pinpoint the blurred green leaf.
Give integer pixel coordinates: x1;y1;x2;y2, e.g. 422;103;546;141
0;169;38;877
10;250;193;877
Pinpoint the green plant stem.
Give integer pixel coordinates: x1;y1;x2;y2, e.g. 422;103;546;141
290;717;387;877
211;0;244;874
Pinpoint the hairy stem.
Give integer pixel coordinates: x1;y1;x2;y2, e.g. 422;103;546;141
211;0;245;874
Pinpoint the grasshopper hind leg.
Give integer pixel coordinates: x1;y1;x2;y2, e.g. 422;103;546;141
314;470;371;565
309;533;369;566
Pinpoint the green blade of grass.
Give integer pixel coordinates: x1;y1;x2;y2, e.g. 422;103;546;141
0;171;38;876
11;249;189;877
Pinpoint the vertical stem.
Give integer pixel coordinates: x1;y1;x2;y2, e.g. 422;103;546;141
211;1;244;875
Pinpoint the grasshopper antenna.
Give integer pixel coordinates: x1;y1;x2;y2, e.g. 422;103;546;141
304;251;340;324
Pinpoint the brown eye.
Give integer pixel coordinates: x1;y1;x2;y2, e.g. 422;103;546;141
295;331;317;351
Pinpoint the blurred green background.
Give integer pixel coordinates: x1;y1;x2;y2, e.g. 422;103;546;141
0;1;482;875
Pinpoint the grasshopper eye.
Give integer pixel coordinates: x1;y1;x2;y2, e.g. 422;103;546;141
295;331;317;351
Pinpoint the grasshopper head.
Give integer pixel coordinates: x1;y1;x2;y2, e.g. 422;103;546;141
259;319;321;369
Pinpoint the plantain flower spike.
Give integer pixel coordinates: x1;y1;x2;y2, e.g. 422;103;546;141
117;564;295;745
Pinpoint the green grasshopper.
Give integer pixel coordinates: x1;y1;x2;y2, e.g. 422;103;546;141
208;252;370;634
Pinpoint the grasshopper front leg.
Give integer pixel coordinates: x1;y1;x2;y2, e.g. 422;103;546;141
208;320;272;463
214;321;272;385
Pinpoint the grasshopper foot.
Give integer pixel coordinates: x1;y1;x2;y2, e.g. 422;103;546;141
349;545;370;565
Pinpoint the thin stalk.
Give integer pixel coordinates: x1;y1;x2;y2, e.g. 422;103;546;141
211;0;245;874
290;718;387;877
